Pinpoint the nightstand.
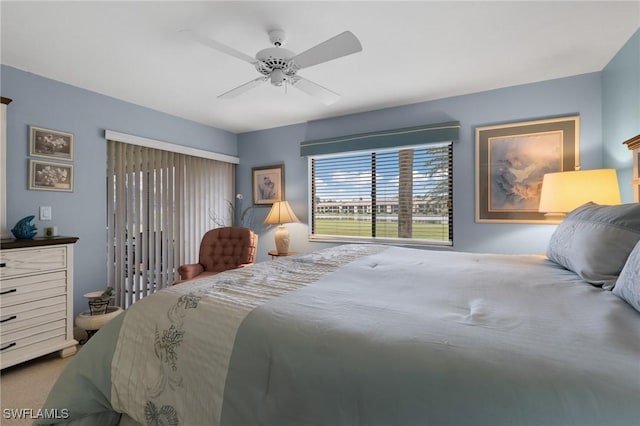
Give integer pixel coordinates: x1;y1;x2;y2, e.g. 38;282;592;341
268;250;298;259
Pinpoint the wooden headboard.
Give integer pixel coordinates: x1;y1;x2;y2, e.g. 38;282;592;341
623;134;640;202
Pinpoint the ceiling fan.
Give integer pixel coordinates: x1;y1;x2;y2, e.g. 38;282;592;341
184;29;362;105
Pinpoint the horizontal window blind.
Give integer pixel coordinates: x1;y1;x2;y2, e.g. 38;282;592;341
311;142;453;245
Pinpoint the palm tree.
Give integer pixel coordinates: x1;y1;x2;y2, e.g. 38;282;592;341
398;149;413;238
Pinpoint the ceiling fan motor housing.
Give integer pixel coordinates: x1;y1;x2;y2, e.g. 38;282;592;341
255;47;297;84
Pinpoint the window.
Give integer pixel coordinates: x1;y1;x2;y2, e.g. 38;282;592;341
106;138;235;307
310;142;453;245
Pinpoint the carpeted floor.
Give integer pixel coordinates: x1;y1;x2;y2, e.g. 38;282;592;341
0;347;78;426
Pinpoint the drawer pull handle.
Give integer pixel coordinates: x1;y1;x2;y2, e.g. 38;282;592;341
0;289;17;295
1;342;16;351
0;315;17;323
0;262;5;267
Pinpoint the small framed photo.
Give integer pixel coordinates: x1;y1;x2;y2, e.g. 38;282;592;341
30;126;74;161
475;115;579;223
252;165;284;205
29;160;74;192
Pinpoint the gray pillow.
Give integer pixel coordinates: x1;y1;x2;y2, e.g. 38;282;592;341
546;202;640;288
613;240;640;312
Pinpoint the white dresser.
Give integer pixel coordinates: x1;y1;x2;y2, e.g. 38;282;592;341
0;237;79;369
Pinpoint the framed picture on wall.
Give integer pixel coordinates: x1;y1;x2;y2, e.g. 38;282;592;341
475;115;579;223
252;165;284;205
29;159;74;192
30;126;74;161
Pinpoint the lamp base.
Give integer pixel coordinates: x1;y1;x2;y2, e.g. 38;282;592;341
274;224;290;254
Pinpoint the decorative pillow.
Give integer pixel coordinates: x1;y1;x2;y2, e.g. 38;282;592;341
613;240;640;312
546;202;640;288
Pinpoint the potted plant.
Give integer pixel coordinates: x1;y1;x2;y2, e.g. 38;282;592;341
83;286;114;315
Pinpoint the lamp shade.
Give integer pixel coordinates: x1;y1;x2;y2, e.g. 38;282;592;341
264;201;299;225
538;169;621;216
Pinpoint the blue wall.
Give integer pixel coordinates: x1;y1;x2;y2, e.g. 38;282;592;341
603;28;640;202
3;26;638;314
1;65;237;315
238;73;604;261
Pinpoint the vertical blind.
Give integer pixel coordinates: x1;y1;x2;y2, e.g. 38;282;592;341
310;142;453;245
106;140;234;308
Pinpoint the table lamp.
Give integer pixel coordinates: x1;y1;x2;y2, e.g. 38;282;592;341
538;169;621;220
264;200;299;254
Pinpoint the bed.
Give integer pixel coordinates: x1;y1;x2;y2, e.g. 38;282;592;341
37;202;640;426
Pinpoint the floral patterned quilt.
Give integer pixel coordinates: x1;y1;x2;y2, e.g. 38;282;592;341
110;244;387;425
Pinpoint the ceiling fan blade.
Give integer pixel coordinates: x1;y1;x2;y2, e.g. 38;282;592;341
291;31;362;70
291;76;340;105
180;29;257;64
219;77;267;99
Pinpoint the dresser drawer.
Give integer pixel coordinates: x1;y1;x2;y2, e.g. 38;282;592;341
0;271;67;308
0;319;66;355
0;320;67;368
0;295;66;335
0;246;67;279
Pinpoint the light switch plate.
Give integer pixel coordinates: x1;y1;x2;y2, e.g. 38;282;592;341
40;206;52;221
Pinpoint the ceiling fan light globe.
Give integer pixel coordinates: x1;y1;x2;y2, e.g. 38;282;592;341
270;69;285;86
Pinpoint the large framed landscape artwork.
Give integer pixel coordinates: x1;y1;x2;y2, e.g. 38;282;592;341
475;116;579;223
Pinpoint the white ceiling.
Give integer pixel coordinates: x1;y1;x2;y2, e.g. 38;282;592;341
2;1;639;134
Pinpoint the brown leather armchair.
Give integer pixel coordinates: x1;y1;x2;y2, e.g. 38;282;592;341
176;227;258;283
